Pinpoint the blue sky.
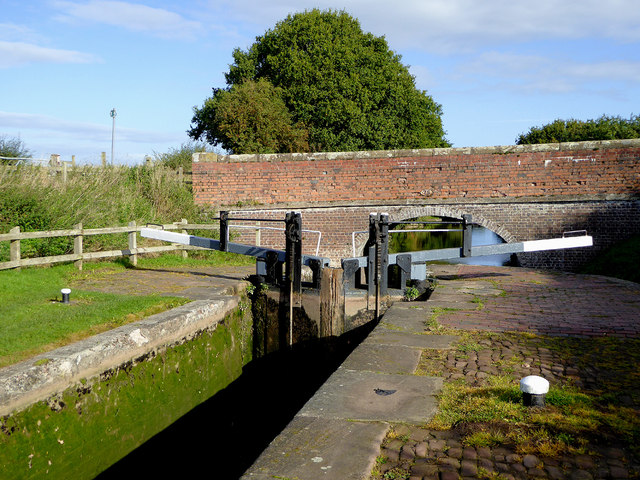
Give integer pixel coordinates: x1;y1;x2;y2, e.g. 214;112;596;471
1;0;639;164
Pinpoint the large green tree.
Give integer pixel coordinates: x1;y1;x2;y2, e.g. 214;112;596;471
189;9;449;154
516;114;640;144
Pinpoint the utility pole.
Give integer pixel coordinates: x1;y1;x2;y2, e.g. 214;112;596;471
110;108;117;165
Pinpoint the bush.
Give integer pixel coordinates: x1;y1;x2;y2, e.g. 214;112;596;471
0;164;215;261
153;141;210;171
0;135;31;163
516;114;640;144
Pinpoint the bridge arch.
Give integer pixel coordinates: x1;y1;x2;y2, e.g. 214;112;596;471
352;205;518;258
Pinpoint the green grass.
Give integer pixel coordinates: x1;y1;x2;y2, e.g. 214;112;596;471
425;332;640;458
0;164;217;261
133;250;254;268
0;257;223;367
0;253;254;367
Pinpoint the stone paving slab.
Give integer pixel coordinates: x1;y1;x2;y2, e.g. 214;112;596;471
242;299;458;479
298;368;443;424
240;416;388;480
76;265;254;300
365;329;459;350
340;343;423;374
378;305;433;333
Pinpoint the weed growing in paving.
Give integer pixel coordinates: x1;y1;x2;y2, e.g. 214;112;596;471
426;307;459;333
477;466;509;479
471;295;485;309
403;286;420;301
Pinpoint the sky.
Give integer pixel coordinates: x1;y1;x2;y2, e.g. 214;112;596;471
1;0;639;165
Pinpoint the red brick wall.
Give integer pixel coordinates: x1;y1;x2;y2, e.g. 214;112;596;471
193;140;640;207
192;140;640;270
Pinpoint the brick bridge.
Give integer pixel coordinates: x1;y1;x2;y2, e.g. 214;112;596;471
192;139;640;271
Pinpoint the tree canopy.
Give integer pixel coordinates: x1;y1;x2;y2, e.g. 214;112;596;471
189;9;449;154
189;79;309;154
516;115;640;145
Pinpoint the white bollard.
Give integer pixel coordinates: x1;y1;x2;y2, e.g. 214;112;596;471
61;288;71;304
520;375;549;407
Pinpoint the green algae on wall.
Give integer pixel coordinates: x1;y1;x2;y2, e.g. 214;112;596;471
0;305;253;479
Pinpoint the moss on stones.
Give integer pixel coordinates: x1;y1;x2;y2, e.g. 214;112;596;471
0;306;252;479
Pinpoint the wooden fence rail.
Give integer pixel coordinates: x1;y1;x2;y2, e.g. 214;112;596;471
0;220;218;271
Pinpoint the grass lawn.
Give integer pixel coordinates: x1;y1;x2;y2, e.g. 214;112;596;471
0;252;254;368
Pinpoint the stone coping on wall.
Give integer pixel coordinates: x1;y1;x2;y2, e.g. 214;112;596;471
193;138;640;164
218;193;640;212
0;296;242;417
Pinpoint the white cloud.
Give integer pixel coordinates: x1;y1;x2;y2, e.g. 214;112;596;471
0;23;47;44
0;41;100;68
359;0;640;53
208;0;640;53
53;1;204;40
461;52;640;95
563;60;640;82
0;111;182;144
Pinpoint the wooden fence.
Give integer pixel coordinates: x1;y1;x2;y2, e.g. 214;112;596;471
0;221;217;271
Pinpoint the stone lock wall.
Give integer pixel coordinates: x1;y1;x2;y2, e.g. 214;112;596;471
192;140;640;270
0;299;253;479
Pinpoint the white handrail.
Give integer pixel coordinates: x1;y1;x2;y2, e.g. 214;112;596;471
229;224;323;257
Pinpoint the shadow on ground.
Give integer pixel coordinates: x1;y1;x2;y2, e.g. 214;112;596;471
96;322;375;479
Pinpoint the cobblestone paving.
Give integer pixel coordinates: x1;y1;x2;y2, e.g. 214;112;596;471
372;265;640;480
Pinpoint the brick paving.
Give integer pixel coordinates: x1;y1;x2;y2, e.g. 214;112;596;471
372;265;640;480
431;265;640;338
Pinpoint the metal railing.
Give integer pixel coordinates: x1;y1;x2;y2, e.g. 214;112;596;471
225;224;323;257
343;213;593;299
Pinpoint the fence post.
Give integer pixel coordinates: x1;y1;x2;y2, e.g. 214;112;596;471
101;152;107;167
10;226;20;270
180;218;188;259
178;166;184;183
128;221;137;266
74;223;83;270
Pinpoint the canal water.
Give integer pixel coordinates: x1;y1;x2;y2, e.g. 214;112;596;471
389;220;511;267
